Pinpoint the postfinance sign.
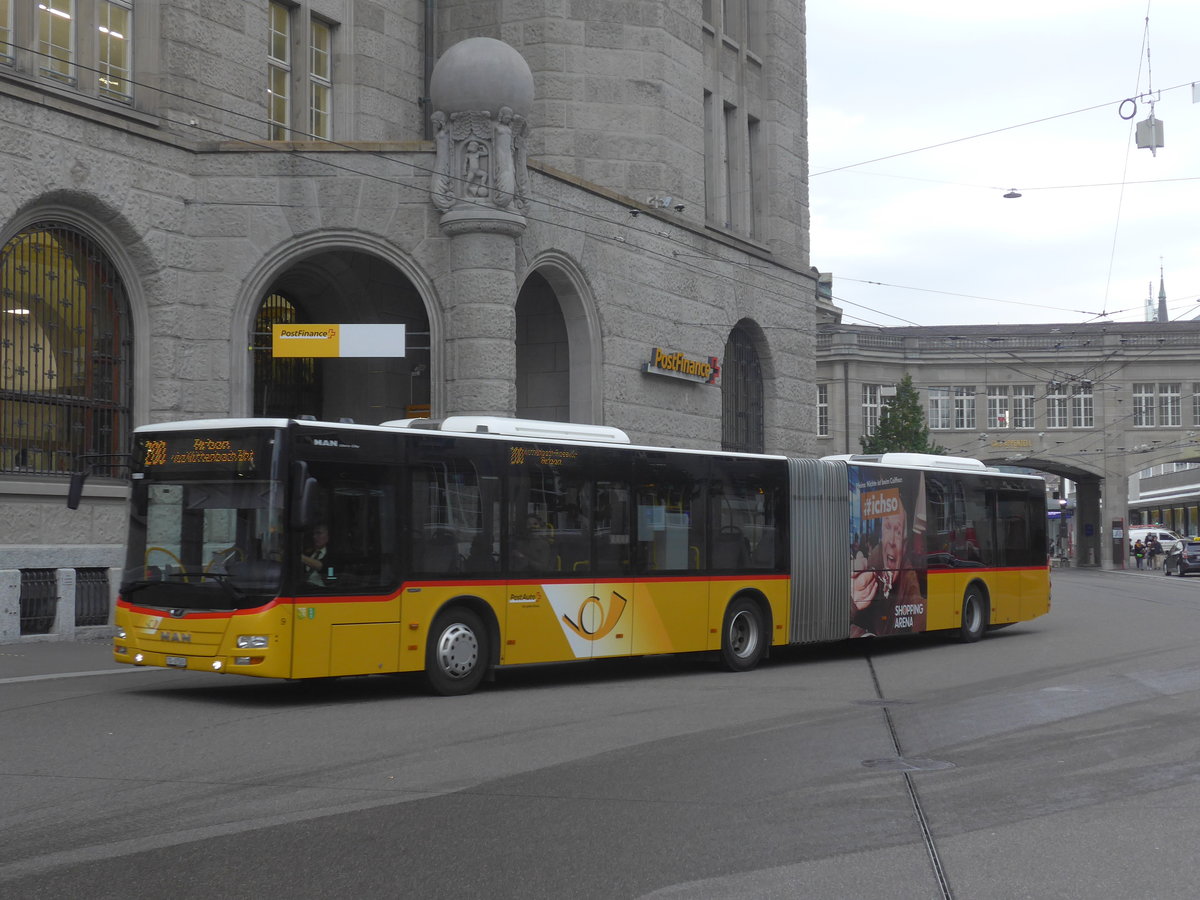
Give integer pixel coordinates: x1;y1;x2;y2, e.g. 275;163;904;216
643;347;721;384
272;324;406;358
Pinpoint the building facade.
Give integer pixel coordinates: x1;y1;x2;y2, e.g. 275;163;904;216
0;2;824;637
817;321;1200;567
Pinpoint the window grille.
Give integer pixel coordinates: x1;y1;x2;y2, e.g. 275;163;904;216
722;324;763;453
20;568;56;635
75;567;110;626
252;292;322;418
1;223;132;476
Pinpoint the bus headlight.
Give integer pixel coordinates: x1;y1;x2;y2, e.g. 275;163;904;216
236;635;269;649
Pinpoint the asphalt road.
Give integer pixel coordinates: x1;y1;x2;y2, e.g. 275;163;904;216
2;566;1199;899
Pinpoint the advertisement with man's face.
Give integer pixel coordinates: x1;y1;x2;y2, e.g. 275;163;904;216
848;466;928;637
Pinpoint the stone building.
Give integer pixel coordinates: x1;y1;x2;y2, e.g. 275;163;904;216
0;2;822;636
816;320;1200;568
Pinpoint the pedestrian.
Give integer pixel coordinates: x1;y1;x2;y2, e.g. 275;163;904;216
1133;538;1145;569
1147;536;1162;569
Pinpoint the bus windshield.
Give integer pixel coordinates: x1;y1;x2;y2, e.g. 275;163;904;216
121;430;285;611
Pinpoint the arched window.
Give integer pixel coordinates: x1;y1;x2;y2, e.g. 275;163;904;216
722;322;764;453
252;292;322;417
0;223;131;476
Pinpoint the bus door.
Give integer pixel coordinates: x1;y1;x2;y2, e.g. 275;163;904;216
990;486;1037;623
406;438;505;664
288;454;400;678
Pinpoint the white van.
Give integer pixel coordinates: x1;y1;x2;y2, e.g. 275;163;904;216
1129;526;1183;557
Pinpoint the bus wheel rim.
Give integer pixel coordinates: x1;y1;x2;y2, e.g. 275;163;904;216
437;623;479;679
729;610;758;658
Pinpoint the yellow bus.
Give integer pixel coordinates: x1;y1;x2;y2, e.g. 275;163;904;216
98;416;1050;694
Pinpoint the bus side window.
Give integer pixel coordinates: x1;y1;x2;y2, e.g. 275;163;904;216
296;463;397;592
711;458;784;572
634;453;706;573
507;459;591;576
407;446;500;578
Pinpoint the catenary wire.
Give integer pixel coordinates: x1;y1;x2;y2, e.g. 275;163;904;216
0;36;1181;329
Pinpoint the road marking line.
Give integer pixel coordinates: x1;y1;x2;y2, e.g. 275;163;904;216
0;668;156;686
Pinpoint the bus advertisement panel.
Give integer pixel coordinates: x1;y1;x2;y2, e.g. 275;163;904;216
848;466;928;638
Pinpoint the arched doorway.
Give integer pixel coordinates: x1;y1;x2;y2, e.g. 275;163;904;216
250;250;430;424
0;222;132;476
722;320;764;453
515;271;569;421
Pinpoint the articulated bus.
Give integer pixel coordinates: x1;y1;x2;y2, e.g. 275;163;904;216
105;416;1050;694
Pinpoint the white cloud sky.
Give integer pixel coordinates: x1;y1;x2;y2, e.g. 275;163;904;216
807;0;1200;325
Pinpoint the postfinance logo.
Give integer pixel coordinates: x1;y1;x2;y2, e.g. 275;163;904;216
561;590;628;641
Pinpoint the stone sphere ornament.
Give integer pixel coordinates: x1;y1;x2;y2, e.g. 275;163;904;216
430;37;534;118
429;37;534;231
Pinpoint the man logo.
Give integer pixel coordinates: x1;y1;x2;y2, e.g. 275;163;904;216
561;591;628;641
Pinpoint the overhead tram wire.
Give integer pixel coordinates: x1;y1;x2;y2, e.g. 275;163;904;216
1099;6;1154;318
9;39;1184;329
0;46;774;276
809;79;1198;178
0;40;835;317
837;277;1108;320
1;40;1120;328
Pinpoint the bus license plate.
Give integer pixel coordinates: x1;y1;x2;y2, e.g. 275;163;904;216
166;656;188;668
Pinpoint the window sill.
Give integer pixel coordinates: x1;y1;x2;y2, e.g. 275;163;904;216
0;67;162;130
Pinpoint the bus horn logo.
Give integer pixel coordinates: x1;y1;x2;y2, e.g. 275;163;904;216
562;591;628;641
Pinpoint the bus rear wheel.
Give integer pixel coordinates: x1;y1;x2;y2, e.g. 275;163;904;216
425;607;488;696
959;587;988;643
720;597;766;672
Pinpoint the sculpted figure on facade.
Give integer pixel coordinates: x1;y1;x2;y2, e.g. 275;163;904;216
429;107;529;212
427;37;534;230
430;111;455;211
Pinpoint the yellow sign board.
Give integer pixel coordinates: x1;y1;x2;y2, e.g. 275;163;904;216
272;324;341;358
271;324;406;358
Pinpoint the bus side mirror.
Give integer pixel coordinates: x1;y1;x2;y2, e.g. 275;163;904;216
67;471;87;510
65;453;130;509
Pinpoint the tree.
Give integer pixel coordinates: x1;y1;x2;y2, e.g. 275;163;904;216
859;373;947;454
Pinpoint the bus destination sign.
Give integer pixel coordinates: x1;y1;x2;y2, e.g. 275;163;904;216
140;435;260;470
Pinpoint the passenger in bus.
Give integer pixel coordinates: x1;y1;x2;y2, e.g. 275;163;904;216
512;515;554;572
850;496;925;637
301;523;334;586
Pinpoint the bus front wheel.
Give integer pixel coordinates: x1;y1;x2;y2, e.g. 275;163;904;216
959;588;988;643
720;597;766;672
425;607;488;696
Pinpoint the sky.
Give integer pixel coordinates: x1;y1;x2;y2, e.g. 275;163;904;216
805;0;1200;327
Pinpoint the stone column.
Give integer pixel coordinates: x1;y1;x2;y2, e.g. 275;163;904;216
440;226;521;416
428;37;534;418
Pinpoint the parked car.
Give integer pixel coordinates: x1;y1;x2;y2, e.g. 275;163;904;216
1129;527;1184;559
1164;538;1200;576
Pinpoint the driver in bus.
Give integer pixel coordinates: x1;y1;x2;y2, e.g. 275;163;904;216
850;495;924;636
301;523;334;586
